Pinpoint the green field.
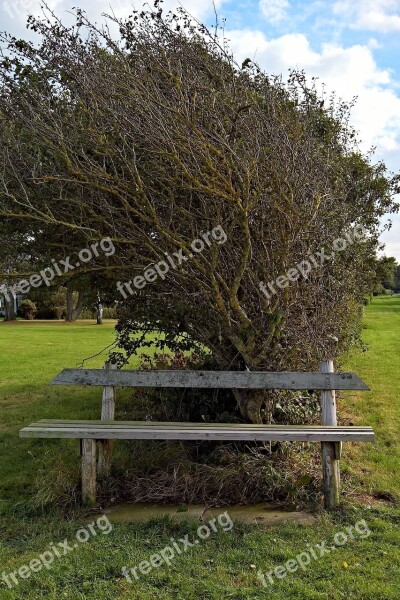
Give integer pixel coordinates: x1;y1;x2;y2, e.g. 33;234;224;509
344;297;400;499
0;302;399;599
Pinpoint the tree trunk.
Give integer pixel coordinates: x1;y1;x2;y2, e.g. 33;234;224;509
232;388;269;423
96;293;103;325
213;349;269;424
3;289;16;321
65;289;84;322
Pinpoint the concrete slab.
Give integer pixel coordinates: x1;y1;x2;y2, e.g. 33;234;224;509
104;502;317;526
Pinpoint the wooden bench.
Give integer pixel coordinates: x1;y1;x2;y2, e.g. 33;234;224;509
20;361;374;509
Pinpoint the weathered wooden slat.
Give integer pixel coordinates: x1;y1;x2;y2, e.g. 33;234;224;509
20;421;375;442
50;369;369;390
30;419;374;431
19;424;376;434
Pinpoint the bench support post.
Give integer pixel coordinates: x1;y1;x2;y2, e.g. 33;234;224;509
98;361;116;477
82;438;97;506
320;360;340;510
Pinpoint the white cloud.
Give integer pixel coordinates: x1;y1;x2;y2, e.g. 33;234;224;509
333;0;400;32
0;0;224;33
379;217;400;261
259;0;289;23
227;29;400;153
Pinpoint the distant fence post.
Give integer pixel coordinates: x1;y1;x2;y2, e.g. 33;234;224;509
320;359;340;510
98;361;117;477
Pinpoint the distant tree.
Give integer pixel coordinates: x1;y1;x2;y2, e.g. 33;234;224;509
374;256;398;293
29;285;67;319
0;218;34;321
74;277;118;324
395;265;400;292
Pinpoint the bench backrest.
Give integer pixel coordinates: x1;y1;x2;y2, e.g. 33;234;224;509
51;369;369;390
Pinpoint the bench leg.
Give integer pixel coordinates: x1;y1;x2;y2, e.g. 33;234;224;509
98;440;113;478
82;439;97;506
320;361;340;510
322;441;340;510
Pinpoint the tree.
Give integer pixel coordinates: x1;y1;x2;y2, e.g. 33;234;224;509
29;285;67;319
395;265;400;292
0;219;34;321
96;292;104;325
65;286;85;322
374;256;398;293
0;5;398;421
2;282;16;321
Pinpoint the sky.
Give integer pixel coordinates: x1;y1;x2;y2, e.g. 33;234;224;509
1;0;399;259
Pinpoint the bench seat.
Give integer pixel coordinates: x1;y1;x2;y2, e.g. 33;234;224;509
20;419;375;442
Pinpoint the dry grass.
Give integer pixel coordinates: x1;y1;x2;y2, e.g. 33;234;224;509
31;440;324;511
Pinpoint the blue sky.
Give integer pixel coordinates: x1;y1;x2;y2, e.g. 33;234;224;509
1;0;399;259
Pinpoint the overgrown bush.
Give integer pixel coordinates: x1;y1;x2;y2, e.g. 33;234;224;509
30;287;66;319
79;306;116;319
17;299;37;320
373;284;392;296
0;4;398;422
35;305;65;319
80;308;96;319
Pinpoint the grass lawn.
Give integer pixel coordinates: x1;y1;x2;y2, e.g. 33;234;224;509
343;297;400;499
0;306;399;599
